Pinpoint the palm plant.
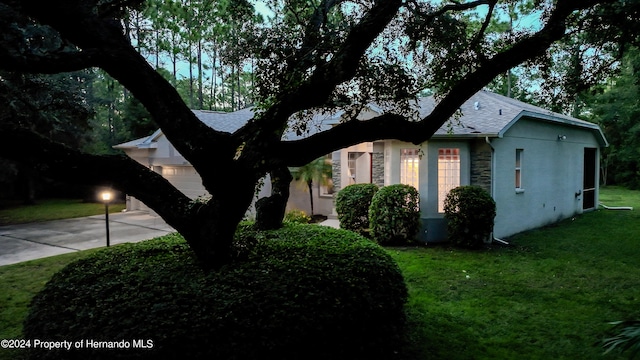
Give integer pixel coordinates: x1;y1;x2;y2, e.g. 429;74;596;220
603;320;640;358
291;157;332;216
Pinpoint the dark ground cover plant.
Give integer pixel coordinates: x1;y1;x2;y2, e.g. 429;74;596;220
369;184;420;245
335;183;379;235
603;320;640;359
443;185;496;249
23;224;407;360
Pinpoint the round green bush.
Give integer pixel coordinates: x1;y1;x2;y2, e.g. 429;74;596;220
369;184;420;245
23;225;407;360
335;183;379;235
443;185;496;249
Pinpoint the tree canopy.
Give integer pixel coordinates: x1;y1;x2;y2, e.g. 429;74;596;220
0;0;638;268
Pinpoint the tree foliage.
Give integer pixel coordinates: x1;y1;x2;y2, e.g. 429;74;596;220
0;0;637;267
589;48;640;188
0;70;93;200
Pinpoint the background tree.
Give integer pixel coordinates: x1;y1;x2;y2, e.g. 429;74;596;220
588;48;640;188
0;0;637;269
0;70;93;202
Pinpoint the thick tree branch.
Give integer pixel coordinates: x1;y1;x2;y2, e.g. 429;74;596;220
0;0;235;179
277;0;615;166
293;0;344;68
407;0;493;21
0;123;194;230
468;0;497;53
236;0;403;155
0;48;104;74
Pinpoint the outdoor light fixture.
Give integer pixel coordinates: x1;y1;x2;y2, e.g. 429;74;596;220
557;135;567;141
101;190;112;247
101;191;112;203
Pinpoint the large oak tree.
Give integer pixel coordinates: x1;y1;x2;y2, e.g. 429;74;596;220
0;0;637;268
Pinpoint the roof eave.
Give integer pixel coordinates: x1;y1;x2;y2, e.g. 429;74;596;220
432;133;499;140
498;110;609;147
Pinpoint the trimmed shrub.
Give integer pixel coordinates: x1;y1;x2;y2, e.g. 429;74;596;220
443;185;496;249
335;183;379;235
369;184;420;245
23;225;407;360
283;209;311;224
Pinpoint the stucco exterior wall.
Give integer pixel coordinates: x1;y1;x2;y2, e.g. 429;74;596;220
284;182;334;216
121;137;334;217
490;118;601;239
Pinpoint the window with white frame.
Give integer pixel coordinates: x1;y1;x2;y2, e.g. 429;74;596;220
515;149;523;190
400;149;420;190
438;148;460;213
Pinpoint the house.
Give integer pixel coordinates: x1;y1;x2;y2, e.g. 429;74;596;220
332;90;608;242
116;90;607;242
114;108;336;218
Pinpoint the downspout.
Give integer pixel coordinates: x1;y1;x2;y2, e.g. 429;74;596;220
599;203;633;211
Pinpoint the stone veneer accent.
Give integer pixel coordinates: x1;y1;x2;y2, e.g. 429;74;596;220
332;157;341;192
470;141;492;194
372;152;385;187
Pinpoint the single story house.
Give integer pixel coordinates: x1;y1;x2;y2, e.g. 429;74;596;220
333;90;607;242
115;90;607;242
114;108;336;217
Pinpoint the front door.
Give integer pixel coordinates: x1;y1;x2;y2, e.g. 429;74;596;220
583;148;597;210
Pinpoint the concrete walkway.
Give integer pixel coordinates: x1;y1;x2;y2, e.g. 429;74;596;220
318;218;339;228
0;211;174;266
0;212;341;267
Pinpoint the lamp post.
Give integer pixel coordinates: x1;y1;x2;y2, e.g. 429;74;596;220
101;191;112;247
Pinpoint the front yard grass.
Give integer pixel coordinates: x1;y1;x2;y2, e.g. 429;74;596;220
393;186;640;359
0;187;638;359
0;198;125;226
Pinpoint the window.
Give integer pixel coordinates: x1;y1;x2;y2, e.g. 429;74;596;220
347;152;372;184
400;149;420;189
438;148;460;212
347;152;360;185
515;149;523;191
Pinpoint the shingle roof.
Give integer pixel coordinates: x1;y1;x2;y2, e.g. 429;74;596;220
416;90;601;137
114;90;607;149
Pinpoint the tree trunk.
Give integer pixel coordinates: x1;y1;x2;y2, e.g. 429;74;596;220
197;40;203;110
307;180;314;216
255;166;292;230
180;174;258;269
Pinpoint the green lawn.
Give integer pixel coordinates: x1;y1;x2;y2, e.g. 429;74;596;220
0;187;639;359
393;186;640;359
0;199;125;226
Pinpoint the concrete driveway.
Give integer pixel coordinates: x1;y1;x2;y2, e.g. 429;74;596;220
0;211;174;266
